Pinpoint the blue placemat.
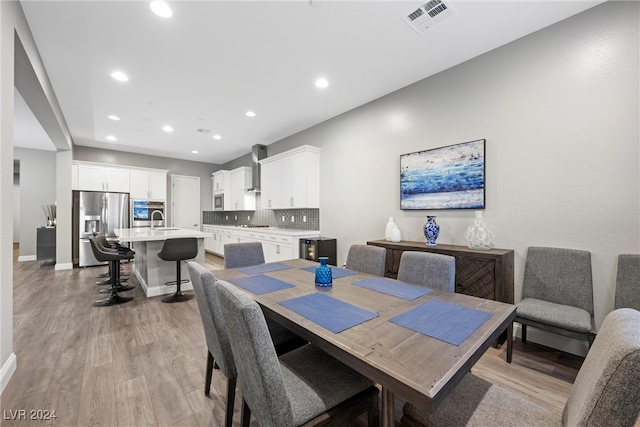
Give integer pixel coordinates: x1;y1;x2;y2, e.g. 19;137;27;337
235;262;293;275
352;277;431;300
390;299;493;345
229;275;294;295
301;265;359;279
279;293;378;334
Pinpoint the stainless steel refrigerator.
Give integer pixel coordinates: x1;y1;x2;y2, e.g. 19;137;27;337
72;191;129;267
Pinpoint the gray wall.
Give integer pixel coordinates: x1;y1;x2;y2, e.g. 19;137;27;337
225;2;640;352
73;145;222;219
13;147;57;257
1;0;73;393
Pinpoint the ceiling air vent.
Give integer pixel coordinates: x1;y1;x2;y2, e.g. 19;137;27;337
401;0;456;35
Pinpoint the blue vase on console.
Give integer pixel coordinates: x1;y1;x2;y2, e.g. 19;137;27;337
315;257;333;287
424;216;439;246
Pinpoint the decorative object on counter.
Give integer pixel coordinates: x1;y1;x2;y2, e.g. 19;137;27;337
423;216;440;245
464;211;495;250
43;204;56;227
315;256;333;287
385;217;397;241
390;225;401;243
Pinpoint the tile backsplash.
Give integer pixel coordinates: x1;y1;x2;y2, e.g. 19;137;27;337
203;208;319;230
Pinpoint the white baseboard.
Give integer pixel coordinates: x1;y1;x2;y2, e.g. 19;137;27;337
54;263;73;271
0;353;17;395
513;324;589;357
17;255;36;262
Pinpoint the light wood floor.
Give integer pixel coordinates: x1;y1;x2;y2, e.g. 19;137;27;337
2;246;584;426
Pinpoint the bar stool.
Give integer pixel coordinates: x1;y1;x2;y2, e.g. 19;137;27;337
89;236;135;307
93;235;134;293
158;237;197;303
94;234;130;286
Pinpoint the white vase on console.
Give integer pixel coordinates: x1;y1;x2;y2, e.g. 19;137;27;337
385;217;397;241
390;226;401;243
464;211;495;250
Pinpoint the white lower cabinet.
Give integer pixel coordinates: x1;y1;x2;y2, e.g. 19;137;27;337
265;234;294;262
202;226;318;261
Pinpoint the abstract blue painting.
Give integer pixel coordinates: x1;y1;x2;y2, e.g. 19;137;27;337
400;139;485;210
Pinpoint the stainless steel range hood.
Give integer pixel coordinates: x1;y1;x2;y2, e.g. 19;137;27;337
247;144;267;192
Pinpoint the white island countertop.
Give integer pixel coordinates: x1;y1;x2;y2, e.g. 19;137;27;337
115;227;209;242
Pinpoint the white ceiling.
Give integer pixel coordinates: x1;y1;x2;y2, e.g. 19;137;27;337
18;0;603;164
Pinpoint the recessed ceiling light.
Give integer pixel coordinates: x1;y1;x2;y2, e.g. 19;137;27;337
150;1;173;18
108;115;120;121
191;150;199;154
245;111;256;118
213;134;221;140
111;71;128;82
106;135;117;141
162;125;173;132
315;78;329;88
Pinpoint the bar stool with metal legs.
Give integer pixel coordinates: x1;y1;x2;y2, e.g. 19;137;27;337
158;237;197;303
89;236;135;307
94;235;134;294
94;234;130;287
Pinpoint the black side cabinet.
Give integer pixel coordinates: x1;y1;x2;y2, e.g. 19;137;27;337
37;227;56;263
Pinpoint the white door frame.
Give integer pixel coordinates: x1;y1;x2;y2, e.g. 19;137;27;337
170;174;200;230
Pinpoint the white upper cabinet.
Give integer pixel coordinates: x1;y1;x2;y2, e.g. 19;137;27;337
75;162;167;197
260;145;320;209
130;169;167;200
212;170;230;194
260;161;281;209
229;166;255;211
77;163;130;193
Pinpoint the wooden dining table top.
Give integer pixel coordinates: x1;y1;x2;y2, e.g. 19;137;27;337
212;258;516;416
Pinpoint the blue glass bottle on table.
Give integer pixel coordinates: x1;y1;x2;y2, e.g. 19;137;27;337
315;257;333;287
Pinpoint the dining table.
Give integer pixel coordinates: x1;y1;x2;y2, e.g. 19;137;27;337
212;258;516;427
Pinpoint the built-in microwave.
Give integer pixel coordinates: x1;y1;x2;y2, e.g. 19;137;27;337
132;200;165;227
214;194;224;211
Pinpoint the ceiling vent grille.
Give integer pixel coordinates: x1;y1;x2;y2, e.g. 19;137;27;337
402;0;456;35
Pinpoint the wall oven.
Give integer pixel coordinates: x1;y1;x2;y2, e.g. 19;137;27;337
132;200;165;227
214;193;224;211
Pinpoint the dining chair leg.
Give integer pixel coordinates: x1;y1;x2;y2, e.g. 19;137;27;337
204;351;214;395
381;387;394;427
506;322;513;364
521;324;527;344
225;377;237;427
240;398;251;427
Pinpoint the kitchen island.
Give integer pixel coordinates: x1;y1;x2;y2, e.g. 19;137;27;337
114;227;209;297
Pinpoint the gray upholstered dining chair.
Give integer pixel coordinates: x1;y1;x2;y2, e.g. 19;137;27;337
401;308;640;427
223;242;265;269
345;244;386;276
187;262;306;427
397;251;455;292
214;279;380;427
614;254;640;311
507;246;595;363
187;262;238;427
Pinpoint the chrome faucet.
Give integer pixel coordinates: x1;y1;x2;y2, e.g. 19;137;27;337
150;210;165;229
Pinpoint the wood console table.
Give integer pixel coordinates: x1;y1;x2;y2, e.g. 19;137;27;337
367;240;514;305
